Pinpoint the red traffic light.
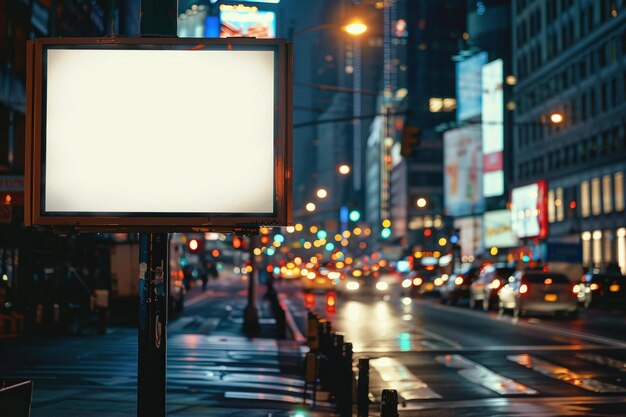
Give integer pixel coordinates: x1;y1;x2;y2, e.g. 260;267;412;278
188;238;200;253
260;235;270;245
232;236;243;249
211;249;220;258
424;228;432;237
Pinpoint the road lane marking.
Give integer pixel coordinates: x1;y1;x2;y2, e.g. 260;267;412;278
436;354;537;395
508;354;626;393
370;357;442;400
415;327;462;349
575;352;626;371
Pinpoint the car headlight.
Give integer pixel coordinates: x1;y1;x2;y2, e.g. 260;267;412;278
376;281;389;291
346;281;360;291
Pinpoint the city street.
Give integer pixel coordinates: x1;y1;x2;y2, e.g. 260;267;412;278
287;274;626;416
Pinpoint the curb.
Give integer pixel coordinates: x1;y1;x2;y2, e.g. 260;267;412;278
278;293;306;343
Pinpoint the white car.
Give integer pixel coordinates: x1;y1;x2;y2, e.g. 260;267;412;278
468;264;515;311
497;271;578;318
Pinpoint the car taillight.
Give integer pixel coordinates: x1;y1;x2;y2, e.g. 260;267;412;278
590;283;600;291
573;284;580;294
490;279;501;290
519;283;529;294
454;276;464;286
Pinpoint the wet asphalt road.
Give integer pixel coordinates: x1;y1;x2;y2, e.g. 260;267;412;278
283;275;626;416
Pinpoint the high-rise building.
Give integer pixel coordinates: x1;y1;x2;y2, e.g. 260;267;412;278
390;0;466;250
512;1;626;272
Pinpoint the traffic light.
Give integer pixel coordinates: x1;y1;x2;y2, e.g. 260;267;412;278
260;235;270;245
211;249;220;258
187;238;201;253
400;124;421;157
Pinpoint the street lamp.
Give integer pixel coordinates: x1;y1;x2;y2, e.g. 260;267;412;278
344;20;367;36
316;188;328;199
549;112;564;124
416;197;428;208
338;164;351;175
305;202;316;212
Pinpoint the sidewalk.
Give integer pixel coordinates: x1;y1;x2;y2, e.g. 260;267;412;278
0;277;337;417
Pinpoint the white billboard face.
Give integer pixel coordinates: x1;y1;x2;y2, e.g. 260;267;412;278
45;48;275;214
456;51;488;122
481;59;504;198
454;216;483;257
511;182;548;239
444;125;483;217
483;210;518;248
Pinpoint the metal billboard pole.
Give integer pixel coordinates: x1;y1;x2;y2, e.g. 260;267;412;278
137;2;177;416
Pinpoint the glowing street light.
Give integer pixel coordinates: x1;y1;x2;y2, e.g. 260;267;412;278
344;20;367;36
316;188;328;199
549;112;564;124
305;202;316;212
338;164;351;175
416;197;427;208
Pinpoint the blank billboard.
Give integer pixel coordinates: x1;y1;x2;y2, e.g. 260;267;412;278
25;38;292;230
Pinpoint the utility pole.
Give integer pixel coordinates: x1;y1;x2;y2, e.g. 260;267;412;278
135;1;177;417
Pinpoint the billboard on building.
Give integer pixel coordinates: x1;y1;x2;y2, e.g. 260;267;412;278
220;5;276;39
454;216;483;257
456;51;488;122
444;125;483;217
24;37;292;230
483;209;518;248
482;58;504;198
511;181;548;239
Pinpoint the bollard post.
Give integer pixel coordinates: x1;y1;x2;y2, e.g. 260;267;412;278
380;389;399;417
340;342;353;417
357;357;370;417
307;314;320;351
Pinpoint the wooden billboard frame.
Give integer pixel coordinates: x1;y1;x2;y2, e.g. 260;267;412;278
25;37;292;233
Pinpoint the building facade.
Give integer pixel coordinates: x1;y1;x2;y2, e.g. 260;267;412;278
513;0;626;272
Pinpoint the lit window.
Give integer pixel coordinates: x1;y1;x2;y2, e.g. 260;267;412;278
615;172;624;211
556;187;564;222
443;98;457;111
593;230;602;267
617;228;626;274
591;178;601;215
548;189;556;223
582;231;591;267
581;180;590;217
603;175;612;213
429;98;443;112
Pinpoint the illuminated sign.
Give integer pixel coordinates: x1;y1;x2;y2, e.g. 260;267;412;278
511;181;548;239
483;209;518;248
220;5;276;39
482;59;504;197
456;51;487;122
444;125;483;217
25;38;292;230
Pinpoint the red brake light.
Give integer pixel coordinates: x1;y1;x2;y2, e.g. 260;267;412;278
519;283;529;294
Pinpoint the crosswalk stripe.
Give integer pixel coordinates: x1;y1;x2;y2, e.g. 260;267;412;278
575;352;626;372
508;354;626;393
436;354;538;395
370;357;442;400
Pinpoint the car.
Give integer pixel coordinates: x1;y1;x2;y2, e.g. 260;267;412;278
497;271;578;318
469;264;516;311
439;265;482;306
577;271;626;309
401;269;441;297
338;270;396;297
301;269;337;293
